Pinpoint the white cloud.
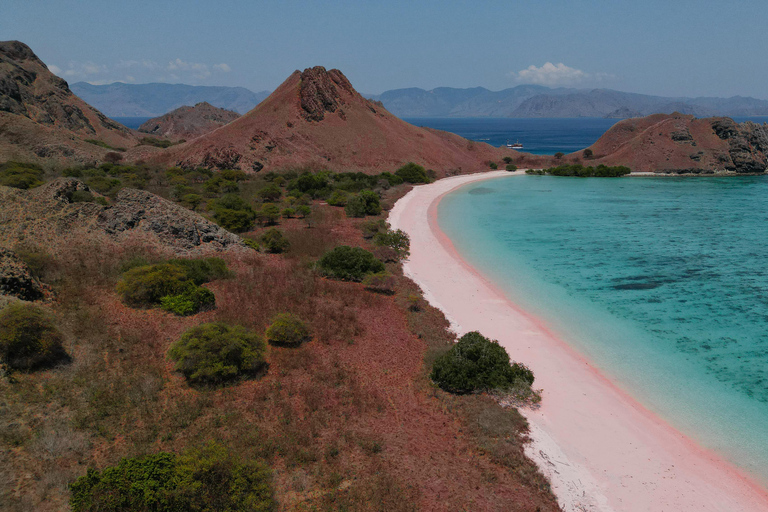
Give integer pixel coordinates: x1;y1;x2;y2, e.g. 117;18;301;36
46;57;232;85
213;63;231;72
48;64;62;75
511;62;613;87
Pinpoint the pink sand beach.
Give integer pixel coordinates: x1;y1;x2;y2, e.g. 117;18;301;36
388;170;768;512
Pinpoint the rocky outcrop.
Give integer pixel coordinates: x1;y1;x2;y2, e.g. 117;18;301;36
0;248;46;301
97;188;244;250
299;66;353;122
138;102;240;140
711;118;768;173
0;178;245;254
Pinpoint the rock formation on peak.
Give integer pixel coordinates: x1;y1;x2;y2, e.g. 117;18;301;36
149;66;512;175
138;102;240;140
0;40;136;163
580;113;768;174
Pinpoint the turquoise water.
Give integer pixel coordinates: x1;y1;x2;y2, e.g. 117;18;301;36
439;175;768;483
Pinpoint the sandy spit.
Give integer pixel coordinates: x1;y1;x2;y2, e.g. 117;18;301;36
388;170;768;512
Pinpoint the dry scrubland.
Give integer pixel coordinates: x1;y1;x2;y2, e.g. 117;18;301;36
0;162;558;511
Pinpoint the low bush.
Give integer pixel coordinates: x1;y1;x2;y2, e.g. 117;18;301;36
505;164;517;172
261;228;290;254
116;259;229;314
160;286;215;316
317;246;385;282
344;190;381;217
0;303;69;371
489;162;498;170
242;238;260;251
502;156;513;164
395;162;429;184
168;323;267;384
257;203;281;226
430;331;534;394
362;272;396;295
265;313;310;347
526;164;631;177
327;189;349;207
257;184;282;202
69;443;275;512
0;161;45;189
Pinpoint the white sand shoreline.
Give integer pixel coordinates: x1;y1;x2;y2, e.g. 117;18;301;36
388;170;768;511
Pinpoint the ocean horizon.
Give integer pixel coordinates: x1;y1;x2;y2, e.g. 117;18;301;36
438;174;768;484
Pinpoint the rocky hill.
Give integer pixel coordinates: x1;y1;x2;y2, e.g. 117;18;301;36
0;41;136;163
138;102;240;140
150;66;511;174
580;113;768;174
71;82;270;117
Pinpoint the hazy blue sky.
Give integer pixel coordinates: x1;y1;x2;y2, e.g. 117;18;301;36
4;0;768;98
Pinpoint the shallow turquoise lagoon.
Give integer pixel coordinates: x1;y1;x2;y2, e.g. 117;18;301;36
439;175;768;482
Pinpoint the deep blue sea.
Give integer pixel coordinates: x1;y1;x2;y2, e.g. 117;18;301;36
113;117;153;130
439;174;768;482
404;116;768;156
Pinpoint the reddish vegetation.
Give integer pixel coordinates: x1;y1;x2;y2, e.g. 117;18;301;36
575;112;768;173
149;66;517;175
0;41;136;163
138;102;240;140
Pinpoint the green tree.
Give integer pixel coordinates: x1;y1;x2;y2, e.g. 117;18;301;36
344;190;381;218
583;148;594;159
257;203;281;226
395;162;429;184
317;246;385;282
260;228;290;254
374;228;410;261
430;331;534;394
554;152;564;160
211;194;256;232
258;184;282;202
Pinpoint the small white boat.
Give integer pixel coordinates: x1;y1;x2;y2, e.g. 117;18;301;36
506;140;523;149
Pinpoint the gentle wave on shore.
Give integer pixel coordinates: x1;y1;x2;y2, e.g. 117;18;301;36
438;174;768;483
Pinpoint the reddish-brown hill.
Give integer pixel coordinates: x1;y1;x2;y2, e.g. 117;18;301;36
579;113;768;174
0;41;137;163
150;66;514;174
138;102;240;140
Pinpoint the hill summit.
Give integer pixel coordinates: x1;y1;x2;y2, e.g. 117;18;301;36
138;102;240;140
151;66;507;174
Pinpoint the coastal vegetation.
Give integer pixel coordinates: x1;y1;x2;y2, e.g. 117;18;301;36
430;331;536;396
0;158;557;511
527;164;631;177
0;161;45;189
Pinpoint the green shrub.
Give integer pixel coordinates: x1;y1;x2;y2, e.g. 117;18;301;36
69;190;96;203
116;263;190;307
344;190;381;218
528;164;631;177
489;162;498;169
317;246;385;282
373;228;410;260
502;156;513;164
180;193;203;211
261;228;290;254
395;162;429;184
242;238;260;251
295;205;311;219
327;189;349;207
554;152;565;160
281;207;295;218
430;331;534;394
69;443;275;512
167;257;231;285
505;164;517;172
361;219;387;239
362;272;396;295
220;169;248;182
0;162;44;189
258;184;282;202
0;303;69;371
116;259;229;309
265;313;310;347
168;323;267;384
160;286;215;316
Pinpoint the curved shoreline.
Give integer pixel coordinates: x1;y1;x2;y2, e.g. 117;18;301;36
388;170;768;511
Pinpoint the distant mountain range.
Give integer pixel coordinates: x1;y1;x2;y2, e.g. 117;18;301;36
70;82;270;117
367;86;768;119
